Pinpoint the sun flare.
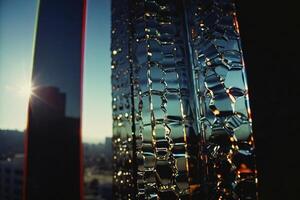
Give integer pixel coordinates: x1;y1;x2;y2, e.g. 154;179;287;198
17;82;33;98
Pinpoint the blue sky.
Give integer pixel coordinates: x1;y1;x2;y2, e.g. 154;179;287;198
0;0;112;143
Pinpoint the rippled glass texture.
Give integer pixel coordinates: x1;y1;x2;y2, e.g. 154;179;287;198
112;0;199;199
25;1;85;200
187;0;258;199
131;1;199;199
111;0;257;199
111;0;136;199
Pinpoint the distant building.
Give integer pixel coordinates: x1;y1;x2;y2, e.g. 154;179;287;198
0;154;24;200
26;86;82;200
104;137;112;157
0;130;24;160
84;138;113;200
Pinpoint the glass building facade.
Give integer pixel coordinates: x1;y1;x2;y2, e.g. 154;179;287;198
24;1;85;200
111;0;257;199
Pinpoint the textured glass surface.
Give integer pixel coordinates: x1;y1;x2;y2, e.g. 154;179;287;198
111;0;136;199
131;1;196;198
112;1;198;199
187;0;258;199
111;0;257;199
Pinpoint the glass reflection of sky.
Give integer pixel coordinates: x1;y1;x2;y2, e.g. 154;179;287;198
0;0;111;143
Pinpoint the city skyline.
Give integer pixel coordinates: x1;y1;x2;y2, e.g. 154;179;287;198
0;0;298;199
0;0;111;143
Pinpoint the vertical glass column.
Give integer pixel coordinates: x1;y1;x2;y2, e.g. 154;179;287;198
130;0;198;198
111;0;258;199
24;1;86;200
112;0;200;199
111;0;136;199
186;0;258;199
